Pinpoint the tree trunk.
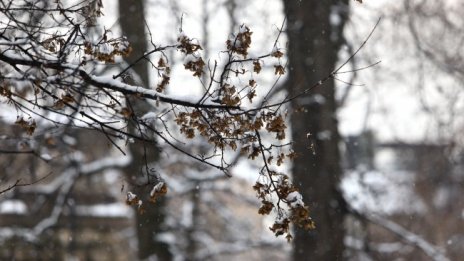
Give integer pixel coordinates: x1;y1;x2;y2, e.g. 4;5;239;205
118;0;172;260
283;1;349;260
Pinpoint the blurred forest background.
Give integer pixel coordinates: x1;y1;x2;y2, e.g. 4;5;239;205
1;0;463;260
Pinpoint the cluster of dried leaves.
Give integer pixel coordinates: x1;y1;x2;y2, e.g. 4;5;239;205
155;58;171;92
14;117;37;136
126;182;168;213
84;36;132;64
178;32;206;77
166;25;315;239
226;25;253;57
254;173;315;241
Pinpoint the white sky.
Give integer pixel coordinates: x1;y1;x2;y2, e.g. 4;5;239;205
340;1;464;143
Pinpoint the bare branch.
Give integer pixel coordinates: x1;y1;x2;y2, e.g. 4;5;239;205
351;209;450;261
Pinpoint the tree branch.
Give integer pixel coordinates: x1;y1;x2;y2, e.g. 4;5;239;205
351;209;450;261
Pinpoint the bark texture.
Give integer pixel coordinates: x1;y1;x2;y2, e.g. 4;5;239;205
283;1;349;260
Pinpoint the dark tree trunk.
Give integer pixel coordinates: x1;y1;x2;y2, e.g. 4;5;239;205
283;1;349;260
118;0;172;260
118;0;149;87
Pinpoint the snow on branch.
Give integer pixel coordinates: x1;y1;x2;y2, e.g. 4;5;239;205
0;154;131;242
366;214;450;261
352;209;450;261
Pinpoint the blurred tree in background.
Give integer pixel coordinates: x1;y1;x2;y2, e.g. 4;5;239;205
117;0;172;259
283;1;350;260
